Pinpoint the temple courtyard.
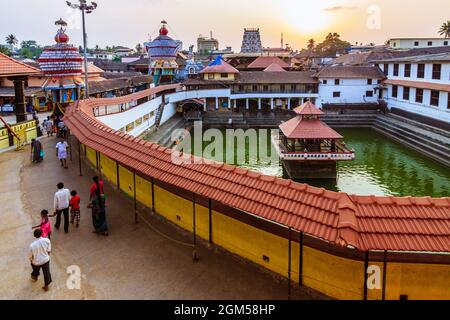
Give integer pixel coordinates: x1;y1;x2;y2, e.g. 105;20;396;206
0;136;325;300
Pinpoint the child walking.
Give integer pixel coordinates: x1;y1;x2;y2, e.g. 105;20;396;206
69;190;81;228
32;210;55;239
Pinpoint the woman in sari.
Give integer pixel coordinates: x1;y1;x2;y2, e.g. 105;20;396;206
30;139;43;163
89;188;109;236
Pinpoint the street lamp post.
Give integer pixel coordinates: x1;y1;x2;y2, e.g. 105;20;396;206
67;0;97;99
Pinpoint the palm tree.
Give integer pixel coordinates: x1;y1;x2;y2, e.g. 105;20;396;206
5;34;18;48
307;39;315;51
439;21;450;38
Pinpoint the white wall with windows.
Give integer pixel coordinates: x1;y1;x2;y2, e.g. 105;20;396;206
316;78;381;106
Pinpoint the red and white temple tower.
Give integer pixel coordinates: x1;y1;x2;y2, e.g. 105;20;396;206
38;19;84;114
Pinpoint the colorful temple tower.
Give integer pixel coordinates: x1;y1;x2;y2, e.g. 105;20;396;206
145;20;179;85
277;101;355;179
38;19;84;114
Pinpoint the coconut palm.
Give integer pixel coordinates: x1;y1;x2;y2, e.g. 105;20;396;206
307;39;315;51
5;34;18;47
439;21;450;38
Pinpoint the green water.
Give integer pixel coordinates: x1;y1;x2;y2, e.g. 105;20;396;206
179;128;450;198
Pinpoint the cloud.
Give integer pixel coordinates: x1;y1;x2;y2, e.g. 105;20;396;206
324;6;358;12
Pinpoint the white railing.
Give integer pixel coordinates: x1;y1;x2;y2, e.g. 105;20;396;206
280;152;355;161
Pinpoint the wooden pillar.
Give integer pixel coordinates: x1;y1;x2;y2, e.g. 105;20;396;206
151;177;155;211
288;227;292;300
78;139;82;177
116;161;120;190
299;231;304;287
363;251;369;300
208;198;212;246
382;250;388;301
133;170;138;224
192;193;199;262
10;76;28;123
96;151;101;178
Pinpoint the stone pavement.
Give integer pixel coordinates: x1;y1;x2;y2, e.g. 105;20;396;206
0;136;325;300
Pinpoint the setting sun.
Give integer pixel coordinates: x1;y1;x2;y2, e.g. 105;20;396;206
279;1;332;34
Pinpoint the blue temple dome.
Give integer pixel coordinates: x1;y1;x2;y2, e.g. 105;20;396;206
146;21;179;61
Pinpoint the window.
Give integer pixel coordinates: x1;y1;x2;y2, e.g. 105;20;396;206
404;64;411;77
403;87;410;101
428;41;433;46
448;93;450;109
414;41;419;46
291;84;296;92
367;79;373;85
323;80;328;84
417;64;425;78
333;92;341;98
208;73;214;80
415;89;424;103
445;41;449;46
384;64;389;75
280;85;285;92
335;79;340;85
432;64;441;80
220;73;228;78
393;64;399;76
366;90;374;97
392;85;398;98
263;85;269;92
238;85;244;92
430;90;440;107
252;85;258;92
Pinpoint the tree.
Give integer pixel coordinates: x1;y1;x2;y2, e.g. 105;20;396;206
5;34;18;47
314;32;351;56
135;43;143;54
19;40;43;59
307;39;315;51
439;20;450;38
0;45;11;55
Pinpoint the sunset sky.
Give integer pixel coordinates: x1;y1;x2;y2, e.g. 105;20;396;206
1;0;449;51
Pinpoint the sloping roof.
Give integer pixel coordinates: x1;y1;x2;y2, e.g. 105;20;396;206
314;66;386;79
200;57;239;74
384;79;450;93
0;87;42;97
0;52;41;77
294;101;325;116
237;71;318;84
264;63;287;72
248;56;289;69
280;118;343;139
373;52;450;63
64;84;450;253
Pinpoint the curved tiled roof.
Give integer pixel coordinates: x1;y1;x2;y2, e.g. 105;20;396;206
64;84;450;253
314;66;386;79
0;52;41;77
248;56;290;69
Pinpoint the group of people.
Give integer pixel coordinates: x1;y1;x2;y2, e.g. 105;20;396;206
42;115;68;139
30;135;69;168
29;177;109;291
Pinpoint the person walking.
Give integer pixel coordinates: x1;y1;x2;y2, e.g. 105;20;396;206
89;188;108;236
89;176;104;201
56;137;69;169
29;229;52;292
54;182;71;234
32;210;55;239
30;139;43;163
44;117;53;137
69;190;81;228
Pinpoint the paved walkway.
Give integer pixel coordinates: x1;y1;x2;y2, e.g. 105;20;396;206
0;136;324;300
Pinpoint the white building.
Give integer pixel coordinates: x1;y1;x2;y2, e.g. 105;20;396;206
92;51;114;60
387;38;449;50
375;53;450;123
314;66;385;106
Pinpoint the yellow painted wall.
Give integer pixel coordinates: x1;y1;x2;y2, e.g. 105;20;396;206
99;154;118;187
385;262;450;300
79;144;450;300
202;73;236;81
86;146;97;166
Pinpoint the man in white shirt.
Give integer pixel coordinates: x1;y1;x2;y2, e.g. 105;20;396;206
56;138;69;169
30;229;52;291
54;182;71;233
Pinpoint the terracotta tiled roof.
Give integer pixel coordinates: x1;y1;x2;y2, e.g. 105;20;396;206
237;71;318;84
64;84;450;253
264;63;287;72
280;118;343;140
248;56;290;69
384;79;450;93
0;52;41;77
314;66;386;79
200;57;239;74
294;101;324;116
